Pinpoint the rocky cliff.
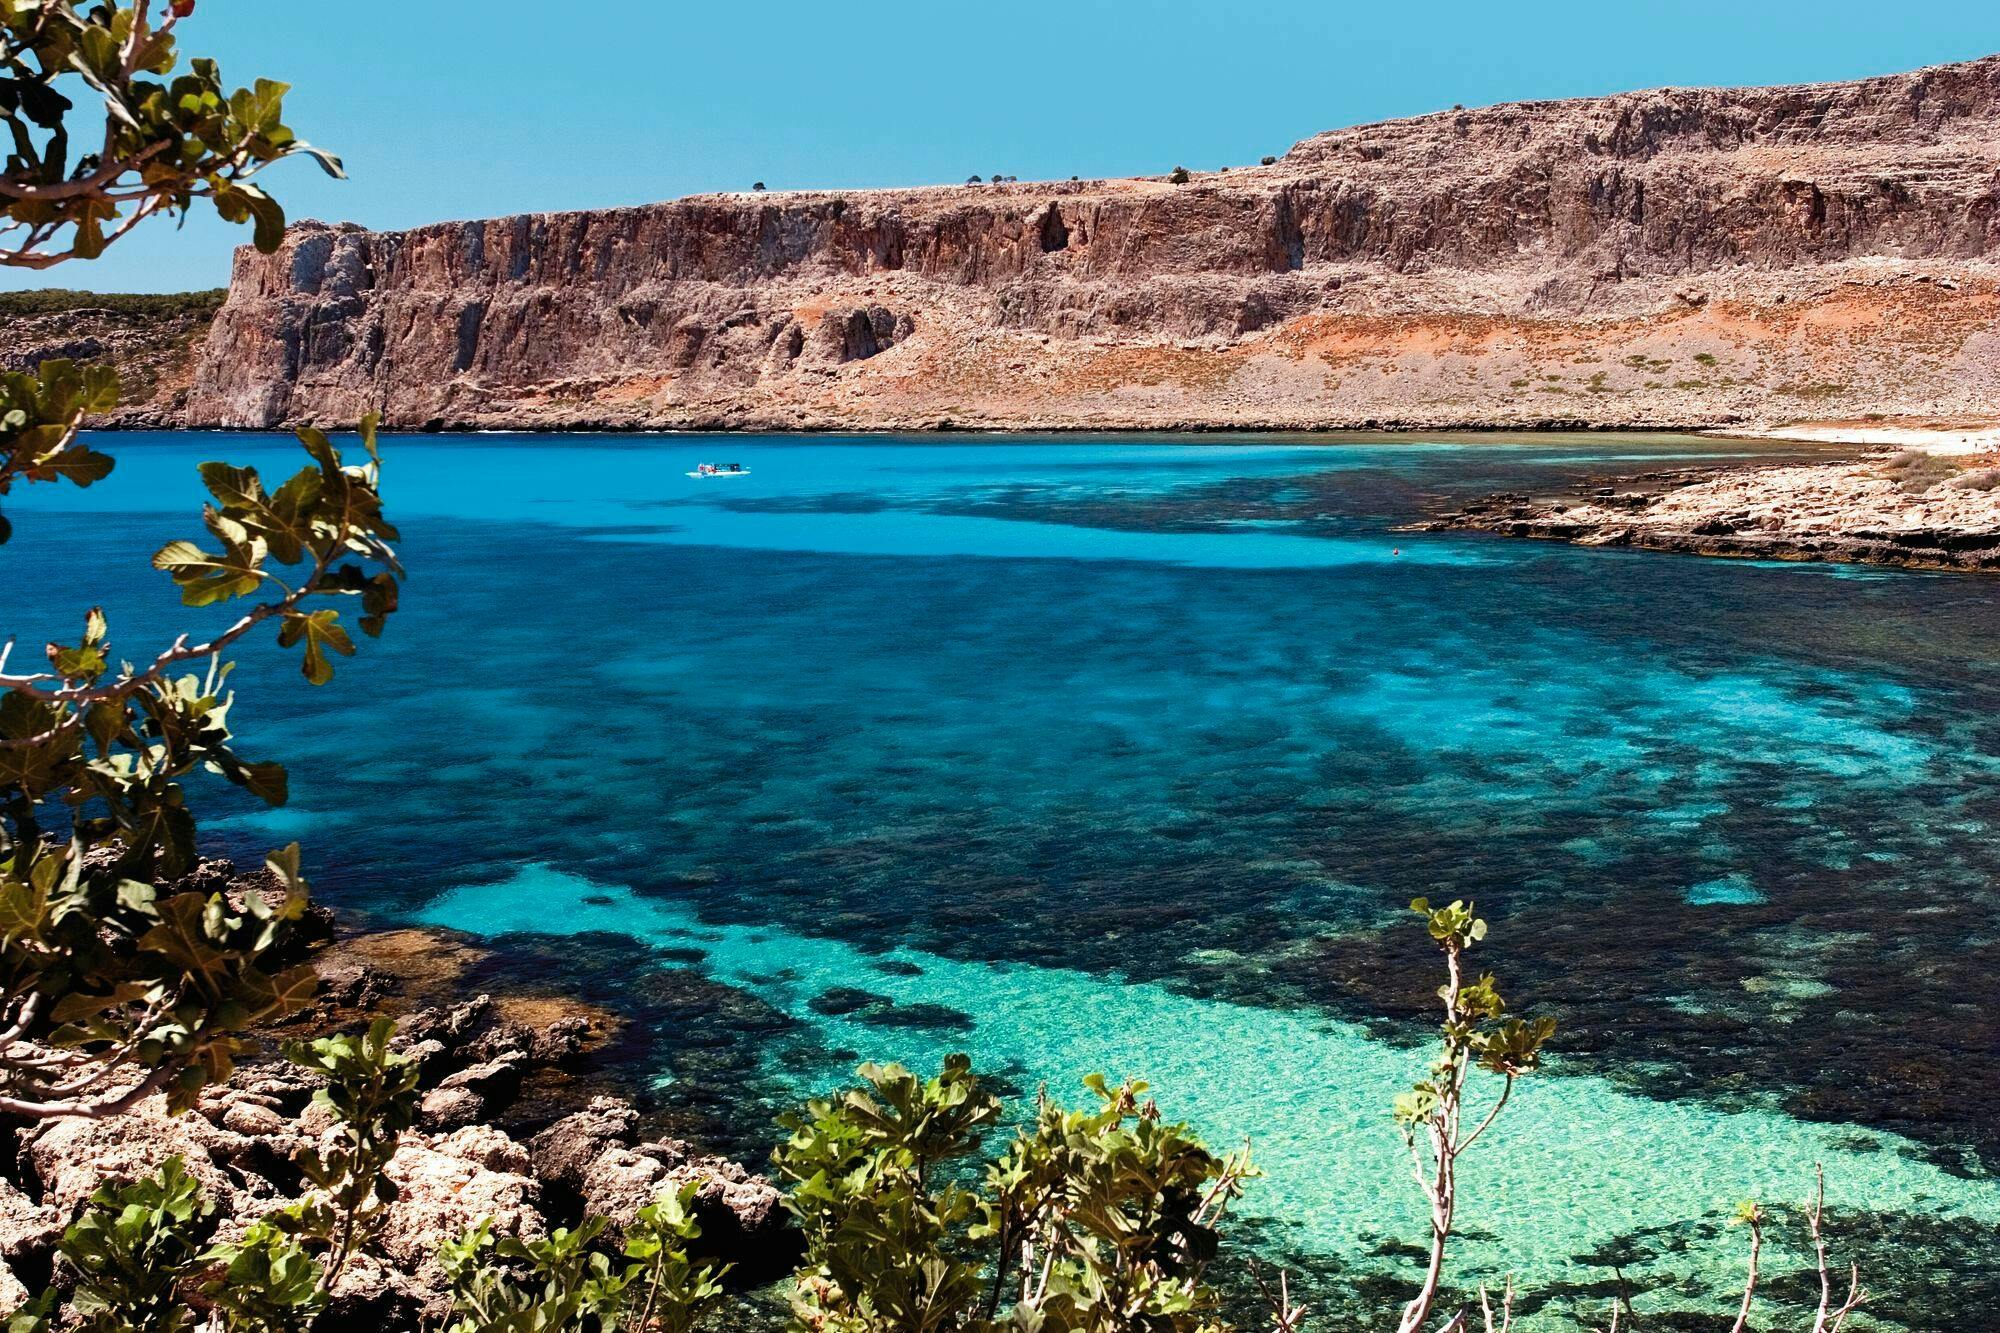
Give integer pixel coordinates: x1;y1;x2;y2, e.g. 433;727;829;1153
185;55;2000;432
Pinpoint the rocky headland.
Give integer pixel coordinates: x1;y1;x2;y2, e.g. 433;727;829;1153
169;54;2000;434
1418;445;2000;570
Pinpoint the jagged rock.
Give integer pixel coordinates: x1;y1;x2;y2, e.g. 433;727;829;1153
370;1131;544;1319
418;1084;486;1131
576;1137;785;1245
529;1015;592;1064
532;1098;786;1251
433;1124;533;1176
397;995;495;1051
0;1177;60;1272
315;955;395;1009
1422;446;2000;571
219;1100;289;1138
436;1056;525;1102
527;1096;639;1194
23;1099;286;1219
323;1249;430;1329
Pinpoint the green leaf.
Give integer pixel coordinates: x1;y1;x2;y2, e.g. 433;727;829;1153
214;755;288;806
240;962;319;1017
277;609;353;685
41;444;114;486
152;536;266;606
138;893;228;980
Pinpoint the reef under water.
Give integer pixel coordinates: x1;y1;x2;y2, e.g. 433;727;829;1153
8;431;1999;1328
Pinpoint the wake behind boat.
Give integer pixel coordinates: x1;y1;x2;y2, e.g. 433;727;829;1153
687;462;751;478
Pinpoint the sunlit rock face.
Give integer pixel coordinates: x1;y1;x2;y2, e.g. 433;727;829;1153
189;55;2000;431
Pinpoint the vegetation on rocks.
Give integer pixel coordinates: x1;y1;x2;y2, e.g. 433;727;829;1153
0;5;1898;1330
0;0;401;1127
771;1057;1257;1332
0;290;225;320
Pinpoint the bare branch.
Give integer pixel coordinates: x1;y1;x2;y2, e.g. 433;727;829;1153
0;1054;183;1120
1455;1074;1514;1155
1805;1165;1868;1333
1249;1260;1309;1333
1727;1204;1762;1333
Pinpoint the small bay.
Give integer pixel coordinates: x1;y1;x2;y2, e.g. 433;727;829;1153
7;430;1998;1327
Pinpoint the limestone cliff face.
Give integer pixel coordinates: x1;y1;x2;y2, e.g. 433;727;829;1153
187;55;2000;431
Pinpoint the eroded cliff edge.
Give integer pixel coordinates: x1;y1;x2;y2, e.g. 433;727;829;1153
186;56;2000;432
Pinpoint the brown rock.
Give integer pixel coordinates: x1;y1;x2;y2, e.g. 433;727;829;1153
527;1096;639;1194
22;1099;285;1219
418;1084;486;1131
372;1131;545;1318
0;1261;27;1313
0;1177;60;1270
219;1100;289;1138
170;55;2000;435
576;1138;785;1244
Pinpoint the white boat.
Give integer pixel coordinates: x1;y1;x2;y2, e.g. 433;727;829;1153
686;463;752;478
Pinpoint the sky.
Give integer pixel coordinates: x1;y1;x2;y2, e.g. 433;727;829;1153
10;0;2000;293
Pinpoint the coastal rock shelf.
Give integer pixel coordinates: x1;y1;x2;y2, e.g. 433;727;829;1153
180;56;2000;432
1419;449;2000;571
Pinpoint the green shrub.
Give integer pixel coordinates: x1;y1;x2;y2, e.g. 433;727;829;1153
1879;448;1961;493
0;290;228;320
439;1185;727;1333
1942;466;2000;492
772;1056;1254;1332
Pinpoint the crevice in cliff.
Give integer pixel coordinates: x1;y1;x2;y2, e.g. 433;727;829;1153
453;302;486;373
1039;205;1070;253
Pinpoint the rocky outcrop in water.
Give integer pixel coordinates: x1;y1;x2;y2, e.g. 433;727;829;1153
180;55;2000;432
1417;448;2000;570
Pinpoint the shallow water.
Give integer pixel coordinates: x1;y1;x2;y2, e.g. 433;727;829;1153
6;431;1999;1327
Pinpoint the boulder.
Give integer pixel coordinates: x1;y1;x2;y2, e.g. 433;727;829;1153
418;1084;486;1131
0;1176;60;1289
527;1096;638;1194
576;1137;785;1244
370;1130;545;1318
23;1097;287;1219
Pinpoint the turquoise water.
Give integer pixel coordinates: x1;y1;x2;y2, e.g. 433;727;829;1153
6;432;1999;1328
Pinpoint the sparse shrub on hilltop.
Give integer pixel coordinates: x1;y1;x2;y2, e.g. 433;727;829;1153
1943;466;2000;491
0;289;228;319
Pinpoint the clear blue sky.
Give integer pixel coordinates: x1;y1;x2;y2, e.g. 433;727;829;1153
13;0;1999;293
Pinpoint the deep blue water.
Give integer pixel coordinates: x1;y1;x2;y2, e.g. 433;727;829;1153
6;432;1999;1327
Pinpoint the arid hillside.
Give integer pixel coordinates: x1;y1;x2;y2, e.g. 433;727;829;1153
50;56;2000;431
0;290;222;426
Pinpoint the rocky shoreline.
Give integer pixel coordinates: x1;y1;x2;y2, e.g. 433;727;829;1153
1414;445;2000;572
0;862;795;1322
